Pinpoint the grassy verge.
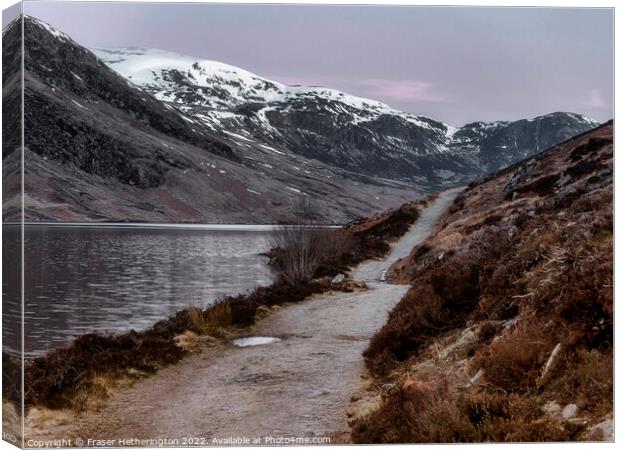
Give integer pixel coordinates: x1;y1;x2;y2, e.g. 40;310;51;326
4;196;428;412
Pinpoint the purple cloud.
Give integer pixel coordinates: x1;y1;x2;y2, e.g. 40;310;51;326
355;79;446;103
24;3;611;124
269;74;445;106
584;89;606;108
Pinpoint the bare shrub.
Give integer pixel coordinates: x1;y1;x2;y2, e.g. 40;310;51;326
270;224;352;284
271;224;321;283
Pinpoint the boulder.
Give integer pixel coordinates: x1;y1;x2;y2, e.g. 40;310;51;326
331;273;346;285
438;325;479;360
587;418;614;441
542;400;562;420
538;343;563;388
562;403;578;419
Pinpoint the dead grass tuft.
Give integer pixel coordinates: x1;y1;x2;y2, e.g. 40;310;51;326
351;377;572;443
475;321;553;393
351;377;476;443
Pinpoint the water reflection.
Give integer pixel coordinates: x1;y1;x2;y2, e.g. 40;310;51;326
3;225;275;357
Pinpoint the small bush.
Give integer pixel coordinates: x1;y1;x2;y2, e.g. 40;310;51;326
476;322;553;393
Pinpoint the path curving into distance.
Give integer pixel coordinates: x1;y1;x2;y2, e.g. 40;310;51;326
77;188;461;443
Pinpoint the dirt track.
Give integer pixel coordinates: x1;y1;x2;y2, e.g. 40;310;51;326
78;189;460;444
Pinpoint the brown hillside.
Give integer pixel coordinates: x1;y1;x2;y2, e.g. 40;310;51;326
352;121;613;443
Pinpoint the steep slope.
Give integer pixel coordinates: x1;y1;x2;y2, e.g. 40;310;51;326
5;16;421;223
449;113;601;172
93;47;599;187
2;17;22;221
4;16;601;223
351;122;613;442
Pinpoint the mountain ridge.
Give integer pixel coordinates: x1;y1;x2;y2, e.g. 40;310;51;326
4;15;421;223
92;45;599;187
2;16;602;223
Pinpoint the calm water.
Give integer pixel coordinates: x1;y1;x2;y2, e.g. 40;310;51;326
2;225;276;358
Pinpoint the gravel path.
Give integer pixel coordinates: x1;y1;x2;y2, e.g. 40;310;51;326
78;189;459;445
354;188;462;282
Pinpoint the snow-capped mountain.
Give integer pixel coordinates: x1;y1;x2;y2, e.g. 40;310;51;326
3;16;601;223
91;47;425;118
5;16;420;223
92;47;599;186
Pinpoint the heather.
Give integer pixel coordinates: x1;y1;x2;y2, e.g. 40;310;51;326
352;122;613;442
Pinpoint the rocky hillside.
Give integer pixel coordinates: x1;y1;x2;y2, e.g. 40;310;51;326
5;16;419;223
2;17;22;221
3;16;599;223
94;47;598;188
350;122;613;442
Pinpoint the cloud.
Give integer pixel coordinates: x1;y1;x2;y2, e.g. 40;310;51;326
268;74;446;104
354;79;446;103
584;89;606;108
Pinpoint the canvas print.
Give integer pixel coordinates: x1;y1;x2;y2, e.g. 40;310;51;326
1;1;614;446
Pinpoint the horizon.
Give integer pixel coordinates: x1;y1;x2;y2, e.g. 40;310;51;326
5;3;614;126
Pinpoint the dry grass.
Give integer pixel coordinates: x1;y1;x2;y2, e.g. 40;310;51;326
544;349;613;419
174;331;203;352
354;123;613;443
186;306;211;334
186;302;233;337
364;243;490;376
475;321;554;393
351;375;572;443
23;406;76;443
352;377;475;443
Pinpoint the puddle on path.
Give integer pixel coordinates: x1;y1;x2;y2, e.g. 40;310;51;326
232;336;281;347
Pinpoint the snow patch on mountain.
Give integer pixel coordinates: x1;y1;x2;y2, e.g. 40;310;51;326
83;44;601;187
91;47;449;129
27;16;72;42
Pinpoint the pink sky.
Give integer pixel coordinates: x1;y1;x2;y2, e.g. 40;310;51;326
19;3;614;125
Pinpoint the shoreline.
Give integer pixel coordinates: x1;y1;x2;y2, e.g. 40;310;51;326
73;190;460;443
4;193;434;418
4;223;342;230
